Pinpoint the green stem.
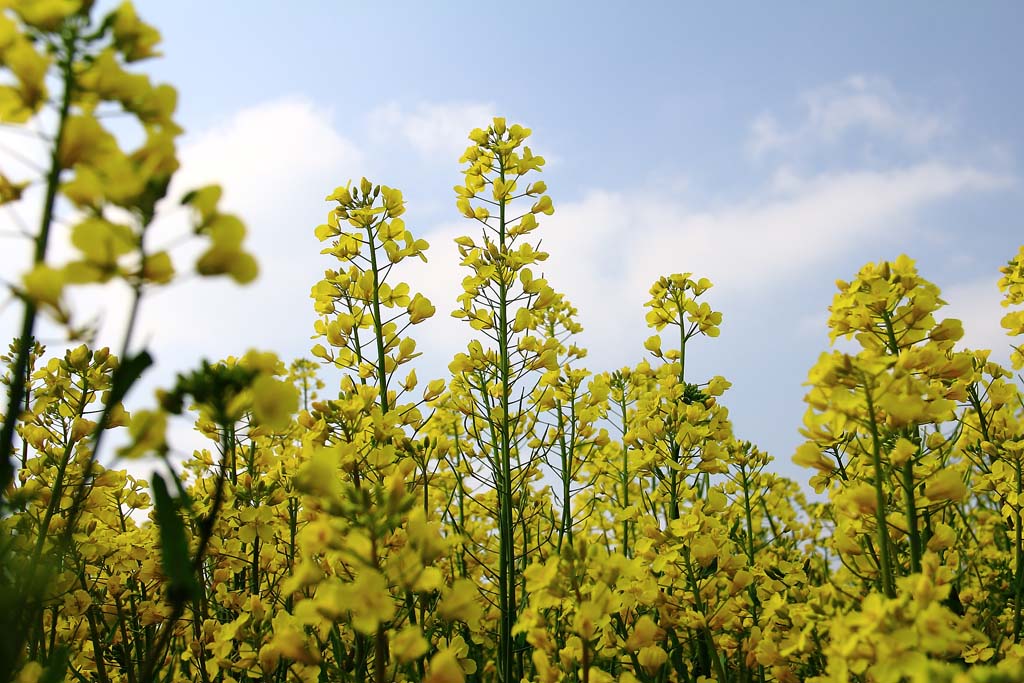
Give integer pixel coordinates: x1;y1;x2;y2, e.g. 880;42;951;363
863;382;896;598
0;26;78;497
902;458;922;574
682;549;728;683
556;400;572;551
365;222;390;413
879;309;922;576
496;153;517;683
619;393;631;558
1014;456;1023;642
138;423;231;683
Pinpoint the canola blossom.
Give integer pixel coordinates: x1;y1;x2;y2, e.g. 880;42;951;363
2;4;1024;683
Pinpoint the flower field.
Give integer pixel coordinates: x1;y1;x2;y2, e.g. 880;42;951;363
2;3;1024;683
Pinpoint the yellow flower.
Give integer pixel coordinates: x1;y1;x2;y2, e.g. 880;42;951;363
531;195;554;215
0;172;27;204
345;570;395;634
637;645;668;674
3;40;49;115
924;468;967;503
142;251;175;284
59;116;118;169
625;615;664;651
21;264;64;307
423;378;446;402
251;375;299;431
280;561;322;596
71;216;135;267
117;409;166;459
962;644;995;663
926;523;956;551
266;626;319;665
792;442;834;473
437;578;482;625
15;662;43;683
573;599;605;640
391;625;429;663
643;334;663;356
524;557;560;594
890;437;918;467
112;1;163;62
13;0;80;30
424;649;465;683
690;536;718;567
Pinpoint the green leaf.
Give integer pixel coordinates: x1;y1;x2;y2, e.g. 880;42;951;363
164;461;194;512
108;350;154;408
152;473;198;603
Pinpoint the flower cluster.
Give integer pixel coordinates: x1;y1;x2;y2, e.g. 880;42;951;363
2;12;1024;682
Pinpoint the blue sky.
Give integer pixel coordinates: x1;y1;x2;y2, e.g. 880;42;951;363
3;2;1023;483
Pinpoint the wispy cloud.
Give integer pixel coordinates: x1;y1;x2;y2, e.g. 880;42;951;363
945;275;1014;367
750;75;952;157
366;101;497;162
139;98;363;353
532;163;1011;371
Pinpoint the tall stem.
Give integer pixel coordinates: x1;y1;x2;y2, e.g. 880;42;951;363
0;33;79;678
864;382;896;598
495;155;517;683
0;29;77;496
139;423;231;683
619;393;631;558
901;458;922;574
365;222;390;413
363;216;394;679
880;309;921;574
556;401;572;551
1014;457;1024;642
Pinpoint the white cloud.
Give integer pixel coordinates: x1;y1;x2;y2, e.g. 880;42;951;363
0;112;102;350
103;98;366;369
750;75;951;157
0;112;62;295
171;98;362;215
536;163;1011;371
366;101;496;162
945;276;1013;367
749;115;790;158
0;97;507;400
385;160;1013;382
1;97;366;365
